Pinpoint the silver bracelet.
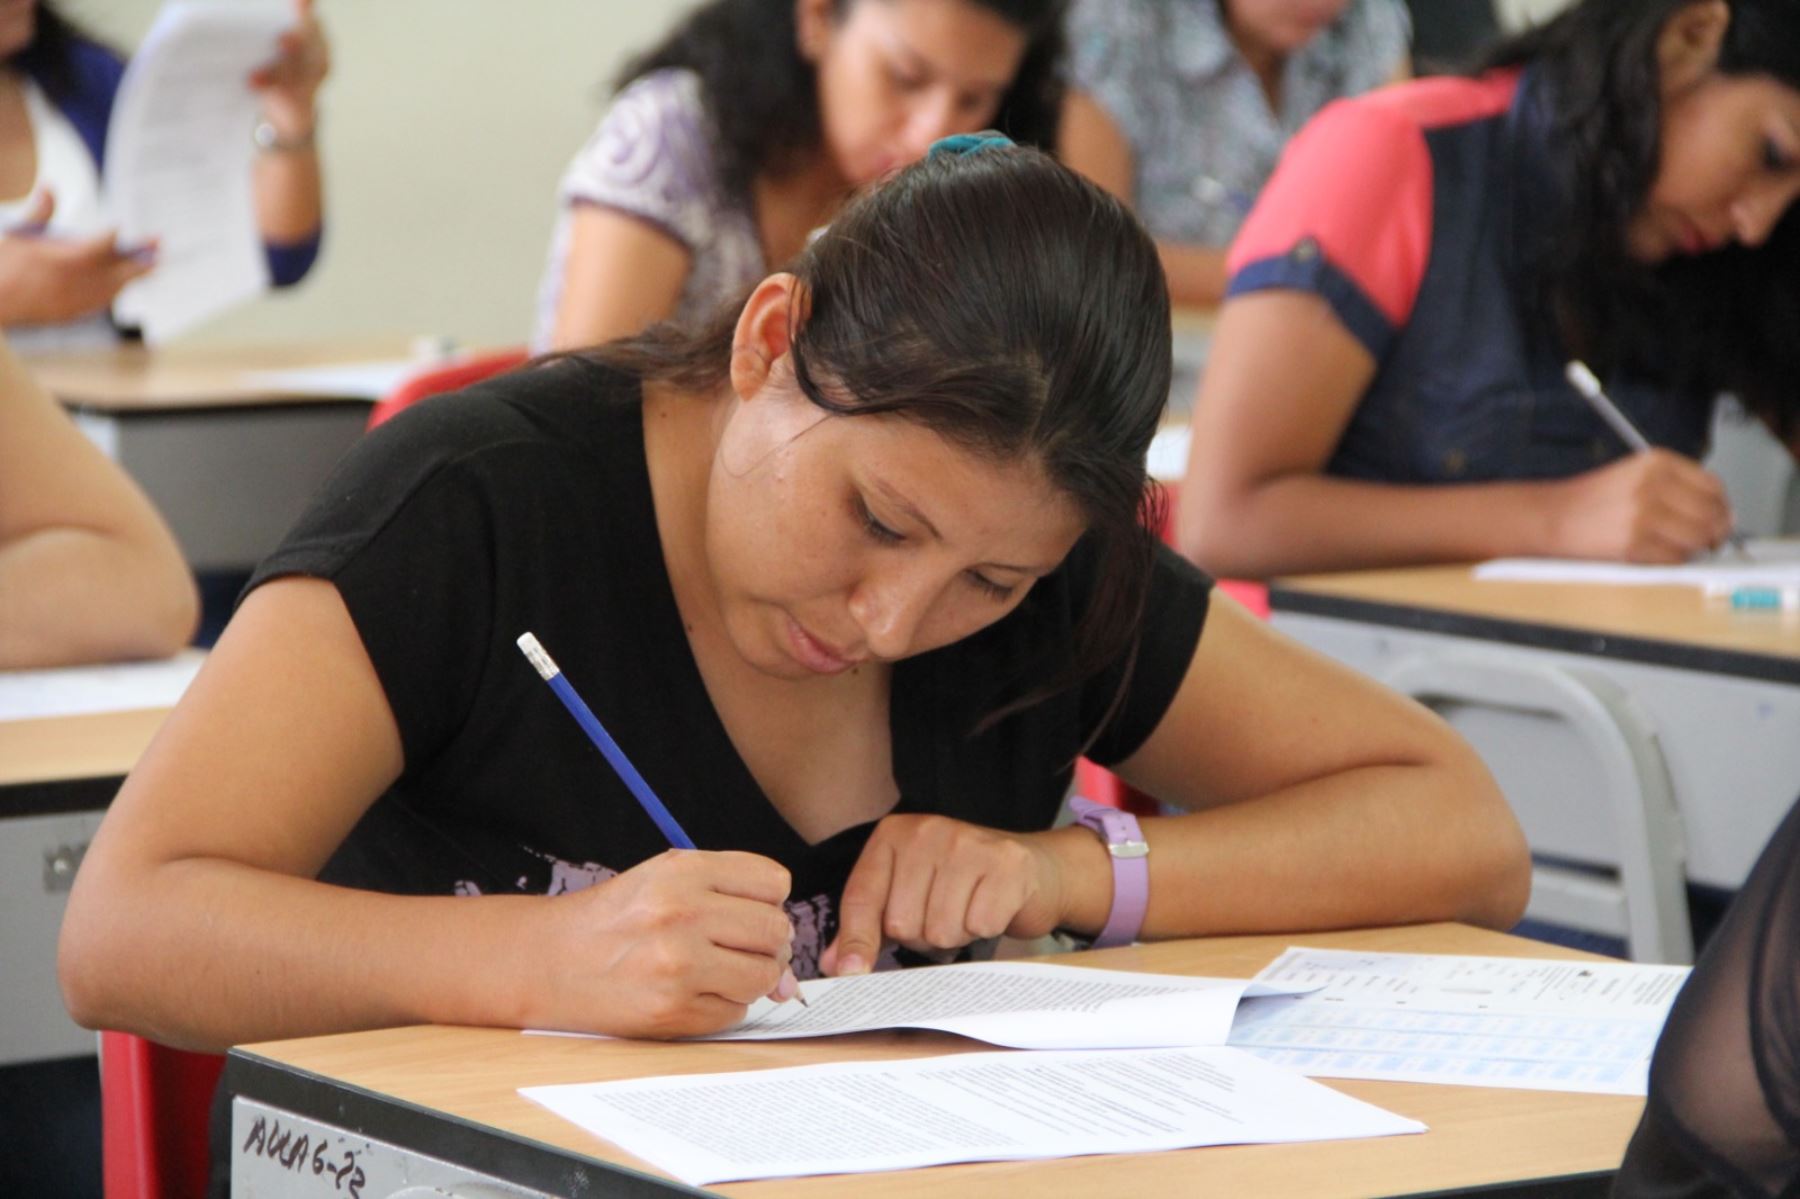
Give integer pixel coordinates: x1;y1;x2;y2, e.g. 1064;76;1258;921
252;120;315;153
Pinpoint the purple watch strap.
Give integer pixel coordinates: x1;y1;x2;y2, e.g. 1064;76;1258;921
1069;796;1150;948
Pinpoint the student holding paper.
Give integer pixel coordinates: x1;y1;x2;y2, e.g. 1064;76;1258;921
0;0;326;334
1178;0;1800;578
533;0;1064;351
61;139;1528;1060
0;325;195;666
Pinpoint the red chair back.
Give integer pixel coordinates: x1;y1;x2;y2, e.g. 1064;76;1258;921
365;347;531;430
100;1030;225;1199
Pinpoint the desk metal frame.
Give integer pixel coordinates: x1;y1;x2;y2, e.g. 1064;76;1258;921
1271;583;1800;961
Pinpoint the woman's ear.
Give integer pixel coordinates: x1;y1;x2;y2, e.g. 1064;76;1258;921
729;273;810;404
1657;0;1730;97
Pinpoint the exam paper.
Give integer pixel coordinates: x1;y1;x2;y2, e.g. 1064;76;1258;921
1147;425;1190;482
0;650;204;721
105;1;290;342
521;1045;1424;1185
241;360;427;400
1228;948;1690;1095
1474;540;1800;588
699;961;1305;1050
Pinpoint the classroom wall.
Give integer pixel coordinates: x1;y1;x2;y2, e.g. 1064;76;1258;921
74;0;697;350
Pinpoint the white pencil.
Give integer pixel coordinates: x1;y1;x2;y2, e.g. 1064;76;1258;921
1564;361;1750;558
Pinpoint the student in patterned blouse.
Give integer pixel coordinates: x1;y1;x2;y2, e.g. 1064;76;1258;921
532;0;1066;352
1059;0;1411;307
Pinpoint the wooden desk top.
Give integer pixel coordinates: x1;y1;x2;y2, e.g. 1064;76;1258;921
0;707;168;789
0;707;168;817
1273;563;1799;683
29;338;413;413
234;923;1643;1199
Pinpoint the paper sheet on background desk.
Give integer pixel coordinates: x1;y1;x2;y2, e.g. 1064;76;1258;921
1227;948;1690;1095
241;359;429;399
1475;539;1800;588
0;650;204;721
105;1;289;342
521;1045;1424;1185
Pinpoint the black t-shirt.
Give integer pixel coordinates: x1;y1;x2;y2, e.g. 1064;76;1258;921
247;358;1212;977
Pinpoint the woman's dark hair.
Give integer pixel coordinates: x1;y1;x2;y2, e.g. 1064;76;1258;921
10;3;106;105
616;0;1066;199
586;143;1171;740
1484;0;1800;439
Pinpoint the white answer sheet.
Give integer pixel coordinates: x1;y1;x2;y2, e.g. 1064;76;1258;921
521;1045;1424;1185
106;1;289;341
1228;948;1690;1095
0;650;204;721
240;360;425;400
694;961;1305;1049
1474;539;1800;588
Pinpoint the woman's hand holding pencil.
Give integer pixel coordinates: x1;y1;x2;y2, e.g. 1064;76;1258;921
517;632;807;1036
532;848;804;1039
1551;361;1741;563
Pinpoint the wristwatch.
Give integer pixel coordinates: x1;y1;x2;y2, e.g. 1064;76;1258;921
1068;796;1150;948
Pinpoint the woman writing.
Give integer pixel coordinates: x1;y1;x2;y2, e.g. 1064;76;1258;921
61;140;1527;1053
1179;0;1800;577
533;0;1064;350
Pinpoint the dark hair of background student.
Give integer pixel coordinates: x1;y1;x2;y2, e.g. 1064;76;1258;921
581;143;1171;737
1483;0;1800;441
617;0;1067;198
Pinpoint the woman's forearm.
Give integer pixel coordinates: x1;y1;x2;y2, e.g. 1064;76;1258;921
0;529;197;667
253;145;323;245
1158;242;1230;308
1066;758;1529;938
1179;470;1566;579
60;856;552;1052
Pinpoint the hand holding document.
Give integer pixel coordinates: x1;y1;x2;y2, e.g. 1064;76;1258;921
522;1045;1423;1186
106;2;291;342
1228;948;1690;1095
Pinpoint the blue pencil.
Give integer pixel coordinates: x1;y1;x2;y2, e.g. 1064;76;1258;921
516;632;808;1005
516;632;695;849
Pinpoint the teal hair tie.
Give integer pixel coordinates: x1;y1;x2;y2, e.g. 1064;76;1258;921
927;131;1014;161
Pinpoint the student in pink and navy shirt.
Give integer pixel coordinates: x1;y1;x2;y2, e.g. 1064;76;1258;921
1178;0;1800;579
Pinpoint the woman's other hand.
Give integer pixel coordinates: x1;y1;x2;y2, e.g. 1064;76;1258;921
821;813;1067;976
248;0;329;142
0;192;155;324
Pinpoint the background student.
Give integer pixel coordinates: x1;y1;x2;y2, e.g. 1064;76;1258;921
1059;0;1411;308
0;0;327;340
60;143;1526;1070
0;325;194;667
532;0;1065;351
1178;0;1800;579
